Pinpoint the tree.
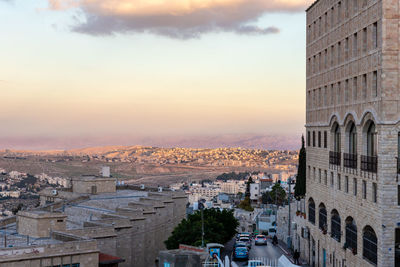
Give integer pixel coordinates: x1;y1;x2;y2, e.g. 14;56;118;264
165;208;239;249
269;182;287;206
238;197;254;212
245;176;254;198
294;135;307;198
261;191;272;204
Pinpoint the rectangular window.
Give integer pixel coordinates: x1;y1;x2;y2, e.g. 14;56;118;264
313;167;316;181
363;27;367;53
325;12;328;32
338;174;341;190
353;33;358;57
353;178;357;196
313;131;316;147
324;86;327;106
345;37;349;60
331;84;335;105
319;87;322;107
319;17;322;37
373;22;378;48
324;49;328;69
345;79;349;102
373;71;378;97
318;131;321;147
307;131;311;146
324;170;328;185
331;7;334;26
362;74;367;99
331;45;334;66
319;169;322;183
308;166;311;179
374;183;378;203
362;180;367;199
313;55;316;73
345;176;349;193
338;42;341;64
337;82;341;104
331;172;334;188
353;77;358;100
338;2;342;23
324;131;328;148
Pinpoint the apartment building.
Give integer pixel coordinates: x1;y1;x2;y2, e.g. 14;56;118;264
304;0;400;266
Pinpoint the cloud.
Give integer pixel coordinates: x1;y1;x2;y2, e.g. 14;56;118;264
47;0;312;38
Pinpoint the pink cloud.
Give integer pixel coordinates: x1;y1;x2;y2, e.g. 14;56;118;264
48;0;313;38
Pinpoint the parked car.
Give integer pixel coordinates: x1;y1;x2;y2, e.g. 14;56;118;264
239;236;252;249
234;241;247;248
233;246;249;261
255;235;268;246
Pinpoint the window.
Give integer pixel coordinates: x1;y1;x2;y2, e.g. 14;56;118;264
348;122;357;154
325;12;328;32
345;176;349;193
363;28;367;53
331;210;341;242
353;33;358;57
353;76;358;100
345;37;349;60
319;204;327;231
313;131;316;147
331;84;335;105
338;2;342;23
314;167;316;181
331;45;334;66
362;180;367;199
324;131;328;148
307;131;311;146
345;217;357;252
331;172;334;188
338;42;341;64
373;22;378;48
319;87;322;107
362;74;367;99
324;170;328;185
337;82;341;104
331;7;334;26
333;123;341;152
373;183;377;203
309;199;316;224
345;79;349;102
318;131;321;147
353;178;357;196
373;71;378;97
324;49;328;69
366;121;376;157
319;169;322;183
338;174;341;190
324;86;327;106
363;226;378;265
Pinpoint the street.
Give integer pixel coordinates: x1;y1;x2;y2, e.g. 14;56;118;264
223;238;287;266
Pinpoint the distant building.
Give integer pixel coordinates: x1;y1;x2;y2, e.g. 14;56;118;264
250;183;260;202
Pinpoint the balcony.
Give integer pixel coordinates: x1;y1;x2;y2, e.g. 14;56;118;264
361;155;377;173
329;151;341;166
344;153;357;169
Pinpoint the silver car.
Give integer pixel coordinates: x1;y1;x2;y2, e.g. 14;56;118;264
255;235;267;245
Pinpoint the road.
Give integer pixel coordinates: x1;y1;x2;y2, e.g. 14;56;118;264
223;238;286;266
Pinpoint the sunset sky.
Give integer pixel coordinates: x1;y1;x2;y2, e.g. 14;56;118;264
0;0;312;150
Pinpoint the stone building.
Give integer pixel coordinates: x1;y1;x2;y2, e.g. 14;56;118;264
0;178;187;267
303;0;400;266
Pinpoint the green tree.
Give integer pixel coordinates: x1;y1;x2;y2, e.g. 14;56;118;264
269;182;287;206
165;208;239;249
261;191;272;204
294;135;307;198
238;196;254;212
245;176;253;198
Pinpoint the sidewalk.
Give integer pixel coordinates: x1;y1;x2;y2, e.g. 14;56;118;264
276;239;310;267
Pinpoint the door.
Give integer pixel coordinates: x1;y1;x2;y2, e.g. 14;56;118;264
322;249;326;267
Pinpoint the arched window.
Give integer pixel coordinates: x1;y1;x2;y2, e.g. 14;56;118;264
361;120;377;173
319;203;327;231
334;123;341;152
348;122;357;154
367;122;376;157
344;121;357;168
345;217;357;252
331;209;341;242
363;226;377;265
308;198;316;224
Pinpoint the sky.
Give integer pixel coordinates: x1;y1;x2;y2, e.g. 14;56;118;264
0;0;312;150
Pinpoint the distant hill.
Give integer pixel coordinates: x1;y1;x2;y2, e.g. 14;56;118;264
0;134;301;151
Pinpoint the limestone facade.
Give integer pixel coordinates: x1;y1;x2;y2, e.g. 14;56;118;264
305;0;400;266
